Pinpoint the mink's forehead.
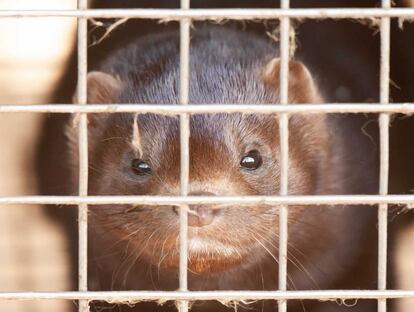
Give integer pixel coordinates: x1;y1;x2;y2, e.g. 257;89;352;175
118;61;277;105
103;28;280;105
105;113;277;150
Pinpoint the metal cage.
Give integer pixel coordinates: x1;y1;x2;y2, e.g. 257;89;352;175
1;1;413;312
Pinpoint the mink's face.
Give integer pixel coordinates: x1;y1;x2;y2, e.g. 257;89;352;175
87;112;317;274
69;51;326;276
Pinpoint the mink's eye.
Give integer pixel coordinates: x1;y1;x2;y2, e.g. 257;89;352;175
240;150;263;170
131;159;152;175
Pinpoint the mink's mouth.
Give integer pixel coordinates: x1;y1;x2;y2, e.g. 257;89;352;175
160;236;246;274
188;237;241;256
93;204;277;274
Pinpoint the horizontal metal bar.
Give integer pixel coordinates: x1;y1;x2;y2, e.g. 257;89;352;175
1;290;414;301
0;103;414;114
0;8;414;19
1;194;414;206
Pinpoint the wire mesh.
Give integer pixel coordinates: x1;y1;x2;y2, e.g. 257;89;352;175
0;3;412;312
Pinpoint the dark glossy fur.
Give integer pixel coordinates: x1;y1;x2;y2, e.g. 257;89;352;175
37;1;414;312
62;26;380;312
33;2;414;312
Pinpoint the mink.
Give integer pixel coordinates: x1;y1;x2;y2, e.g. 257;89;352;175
64;26;380;312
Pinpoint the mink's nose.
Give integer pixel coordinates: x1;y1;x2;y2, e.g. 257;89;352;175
186;191;220;227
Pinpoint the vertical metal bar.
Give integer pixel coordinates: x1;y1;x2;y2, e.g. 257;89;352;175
179;0;190;311
279;0;290;312
77;0;89;311
378;0;391;312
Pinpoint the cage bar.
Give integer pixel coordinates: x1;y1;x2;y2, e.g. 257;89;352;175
378;0;391;311
0;194;414;206
2;290;414;301
0;8;414;19
77;0;89;311
179;0;190;311
1;103;414;114
278;0;290;311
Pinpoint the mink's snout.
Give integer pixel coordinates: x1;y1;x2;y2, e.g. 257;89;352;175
187;205;221;227
173;191;221;227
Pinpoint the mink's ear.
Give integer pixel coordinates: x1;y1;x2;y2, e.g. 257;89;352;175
264;58;330;171
72;71;122;104
67;72;123;173
71;71;123;130
263;58;322;103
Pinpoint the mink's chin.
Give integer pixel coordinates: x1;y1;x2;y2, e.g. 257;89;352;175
160;237;247;273
136;234;255;274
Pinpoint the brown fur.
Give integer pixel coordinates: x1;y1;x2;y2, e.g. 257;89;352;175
67;27;377;312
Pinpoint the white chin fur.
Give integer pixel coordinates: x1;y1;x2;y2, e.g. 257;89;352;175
188;237;239;257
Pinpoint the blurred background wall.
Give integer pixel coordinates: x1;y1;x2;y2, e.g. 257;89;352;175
0;1;413;312
0;0;76;311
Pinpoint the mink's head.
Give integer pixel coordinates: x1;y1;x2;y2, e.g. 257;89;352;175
68;29;329;275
